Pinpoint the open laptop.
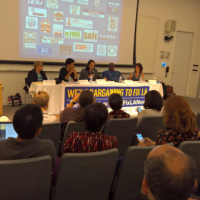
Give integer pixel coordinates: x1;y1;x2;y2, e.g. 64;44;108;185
0;122;18;140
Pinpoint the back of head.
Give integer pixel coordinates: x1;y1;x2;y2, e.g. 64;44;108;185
66;58;75;66
75;90;94;122
86;59;95;70
33;61;41;69
164;95;197;133
109;93;122;111
13;104;43;139
33;91;49;109
78;90;94;108
144;90;163;111
144;146;197;200
83;103;108;132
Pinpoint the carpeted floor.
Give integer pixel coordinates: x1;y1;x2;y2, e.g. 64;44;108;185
2;96;200;122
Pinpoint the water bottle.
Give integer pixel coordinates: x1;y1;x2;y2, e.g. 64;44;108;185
139;77;142;82
90;75;93;83
68;76;72;84
119;76;122;83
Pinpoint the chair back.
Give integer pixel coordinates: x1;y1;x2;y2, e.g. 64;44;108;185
103;118;138;157
178;141;200;183
0;156;52;200
54;149;119;200
196;112;200;128
112;146;155;200
60;121;87;153
134;116;164;144
38;122;61;156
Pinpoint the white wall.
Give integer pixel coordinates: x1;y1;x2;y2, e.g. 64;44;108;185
1;0;200;105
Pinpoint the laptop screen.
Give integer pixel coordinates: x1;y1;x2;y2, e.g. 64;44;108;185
0;123;18;140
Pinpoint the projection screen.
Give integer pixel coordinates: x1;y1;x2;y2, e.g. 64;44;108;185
0;0;138;65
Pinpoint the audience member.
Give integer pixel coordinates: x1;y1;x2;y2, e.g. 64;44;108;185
108;93;130;119
60;90;95;138
58;58;77;82
23;61;47;92
138;95;199;147
79;59;107;81
141;145;198;200
137;90;163;125
63;103;118;153
0;104;56;167
33;91;57;123
102;63;124;82
128;63;144;81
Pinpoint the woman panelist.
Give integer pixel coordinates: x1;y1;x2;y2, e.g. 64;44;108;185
128;63;144;81
24;61;47;92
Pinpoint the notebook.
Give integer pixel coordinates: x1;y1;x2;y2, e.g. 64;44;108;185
0;122;18;140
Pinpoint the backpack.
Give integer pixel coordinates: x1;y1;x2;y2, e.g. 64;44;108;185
8;93;22;107
160;82;174;100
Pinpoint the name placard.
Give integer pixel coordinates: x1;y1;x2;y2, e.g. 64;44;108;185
79;80;89;85
43;80;56;85
96;79;107;84
124;80;133;84
148;80;157;84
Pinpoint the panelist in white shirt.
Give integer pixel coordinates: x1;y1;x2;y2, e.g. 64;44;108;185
79;60;107;81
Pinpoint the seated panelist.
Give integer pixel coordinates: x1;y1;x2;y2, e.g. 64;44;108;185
58;58;77;82
128;63;144;81
79;60;107;81
23;61;47;92
102;63;124;82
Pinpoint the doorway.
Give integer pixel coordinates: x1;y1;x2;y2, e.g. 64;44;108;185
170;31;194;96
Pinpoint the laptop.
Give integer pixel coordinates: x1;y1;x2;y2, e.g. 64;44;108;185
0;122;18;140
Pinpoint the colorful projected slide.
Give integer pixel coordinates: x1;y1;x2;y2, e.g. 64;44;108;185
19;0;124;62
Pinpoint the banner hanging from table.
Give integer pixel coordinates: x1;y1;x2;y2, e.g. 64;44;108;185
64;86;149;108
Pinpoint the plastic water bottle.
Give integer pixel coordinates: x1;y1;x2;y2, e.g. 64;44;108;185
90;75;93;83
68;76;72;84
119;76;122;83
139;77;142;82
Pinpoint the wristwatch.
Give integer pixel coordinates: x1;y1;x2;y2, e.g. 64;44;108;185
70;100;76;105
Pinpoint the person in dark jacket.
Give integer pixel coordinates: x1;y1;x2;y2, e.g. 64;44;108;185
23;61;47;92
79;60;107;81
58;58;77;83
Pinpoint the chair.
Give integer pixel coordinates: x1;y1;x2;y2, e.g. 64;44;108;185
60;121;87;154
112;143;174;200
38;122;61;156
53;148;119;200
133;116;165;145
196;112;200;128
178;141;200;183
103;118;138;157
0;156;52;200
24;78;32;104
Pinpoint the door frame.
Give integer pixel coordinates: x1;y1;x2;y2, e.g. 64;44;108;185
171;31;195;97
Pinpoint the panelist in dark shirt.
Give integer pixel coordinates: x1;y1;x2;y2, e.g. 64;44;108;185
79;60;107;81
102;63;124;82
23;61;47;93
58;58;77;82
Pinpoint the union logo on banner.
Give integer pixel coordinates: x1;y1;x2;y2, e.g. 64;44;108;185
26;17;38;29
53;24;63;36
41;20;51;33
54;11;63;22
108;17;118;32
94;0;100;7
47;0;58;8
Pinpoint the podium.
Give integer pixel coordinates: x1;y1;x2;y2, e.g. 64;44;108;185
0;83;2;115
